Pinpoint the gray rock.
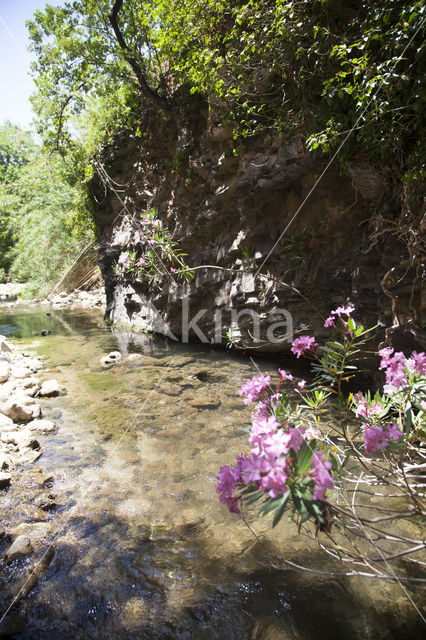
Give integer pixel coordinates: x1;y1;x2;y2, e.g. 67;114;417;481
4;535;33;562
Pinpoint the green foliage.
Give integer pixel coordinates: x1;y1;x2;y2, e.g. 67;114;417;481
113;208;194;284
28;0;424;187
0;123;94;296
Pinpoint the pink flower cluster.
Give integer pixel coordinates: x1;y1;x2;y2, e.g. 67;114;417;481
364;422;403;455
324;305;355;328
378;348;426;392
311;451;334;500
238;374;271;404
352;392;383;419
216;371;335;514
291;335;318;358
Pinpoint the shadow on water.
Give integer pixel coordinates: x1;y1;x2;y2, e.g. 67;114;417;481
1;510;424;640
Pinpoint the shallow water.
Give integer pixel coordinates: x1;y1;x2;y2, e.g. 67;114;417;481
0;306;424;639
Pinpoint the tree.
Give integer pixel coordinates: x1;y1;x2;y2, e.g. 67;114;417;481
0;123;93;294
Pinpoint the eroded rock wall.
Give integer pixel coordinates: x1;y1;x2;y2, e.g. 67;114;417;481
91;112;423;352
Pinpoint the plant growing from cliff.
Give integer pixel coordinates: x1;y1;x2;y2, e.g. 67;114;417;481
217;307;426;581
113;209;194;284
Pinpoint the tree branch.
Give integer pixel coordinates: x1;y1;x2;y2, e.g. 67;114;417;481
108;0;170;110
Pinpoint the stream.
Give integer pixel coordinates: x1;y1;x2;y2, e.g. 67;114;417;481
0;306;424;639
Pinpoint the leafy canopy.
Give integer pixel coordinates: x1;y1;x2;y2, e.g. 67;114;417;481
28;0;425;181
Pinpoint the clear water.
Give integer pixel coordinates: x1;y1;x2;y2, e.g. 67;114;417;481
0;306;423;639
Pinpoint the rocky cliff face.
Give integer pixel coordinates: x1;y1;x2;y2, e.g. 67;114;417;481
91;109;424;353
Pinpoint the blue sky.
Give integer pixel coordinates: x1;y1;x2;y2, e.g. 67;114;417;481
0;0;63;129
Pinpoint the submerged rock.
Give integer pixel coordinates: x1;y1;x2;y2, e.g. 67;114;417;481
4;535;33;562
100;351;122;367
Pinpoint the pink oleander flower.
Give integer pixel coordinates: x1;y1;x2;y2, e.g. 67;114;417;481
332;305;355;317
278;368;294;382
364;422;403;456
216;457;246;513
383;351;408;391
411;351;426;376
378;347;394;370
291;336;318;358
170;267;178;273
118;253;130;267
262;430;293;460
364;424;389;455
385;422;404;442
259;461;289;498
238;374;271;404
311;451;334;501
241;453;267;484
249;414;280;448
353;392;383;419
288;426;306;451
297;380;306;391
136;257;146;266
324;316;335;328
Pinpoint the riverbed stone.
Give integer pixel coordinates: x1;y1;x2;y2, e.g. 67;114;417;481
10;366;33;380
0;471;11;489
0;413;15;429
100;351;122;367
39;379;61;397
0;337;12;353
26;419;56;434
24;357;43;371
127;353;144;362
0;452;13;470
4;535;33;562
0;395;41;422
9;521;53;541
0;361;10;383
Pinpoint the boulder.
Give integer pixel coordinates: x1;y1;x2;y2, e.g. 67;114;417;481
0;395;41;422
39;380;61;397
